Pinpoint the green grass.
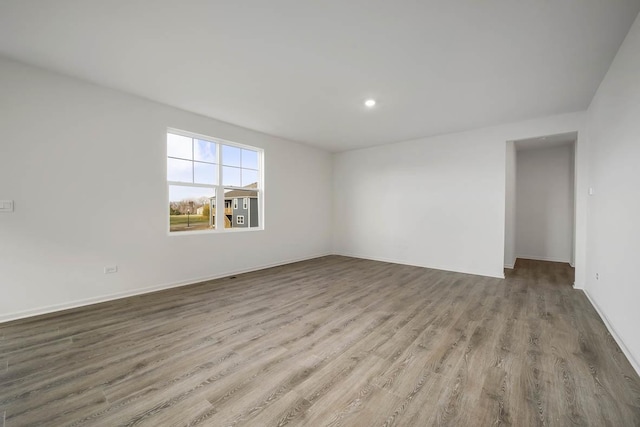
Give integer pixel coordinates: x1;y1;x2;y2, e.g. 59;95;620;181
170;215;210;226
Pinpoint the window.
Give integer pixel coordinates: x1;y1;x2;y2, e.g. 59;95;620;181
167;130;262;233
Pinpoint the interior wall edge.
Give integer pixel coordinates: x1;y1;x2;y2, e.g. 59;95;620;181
0;252;332;325
334;251;505;279
582;289;640;377
514;255;573;264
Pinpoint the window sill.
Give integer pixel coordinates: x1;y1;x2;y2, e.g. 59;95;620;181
167;227;264;237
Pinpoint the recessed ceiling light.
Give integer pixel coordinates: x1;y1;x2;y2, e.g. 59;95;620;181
364;99;376;107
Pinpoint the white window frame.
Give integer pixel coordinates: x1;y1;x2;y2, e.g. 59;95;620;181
236;215;245;225
233;198;238;210
167;128;264;235
243;197;248;210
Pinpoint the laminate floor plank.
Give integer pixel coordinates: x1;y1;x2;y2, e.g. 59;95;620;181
204;353;324;426
288;353;391;427
3;282;337;391
81;346;290;426
1;256;639;426
376;366;460;426
6;388;108;427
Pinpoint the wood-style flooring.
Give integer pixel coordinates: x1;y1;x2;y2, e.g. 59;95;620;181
1;256;639;426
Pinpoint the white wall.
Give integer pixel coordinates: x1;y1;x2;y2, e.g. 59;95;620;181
333;112;586;279
504;141;517;268
0;57;333;322
584;13;640;373
515;144;574;264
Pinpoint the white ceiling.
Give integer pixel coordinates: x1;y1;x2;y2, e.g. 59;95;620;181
0;1;638;152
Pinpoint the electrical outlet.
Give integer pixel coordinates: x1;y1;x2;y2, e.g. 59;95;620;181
0;200;14;212
595;273;599;280
104;265;118;274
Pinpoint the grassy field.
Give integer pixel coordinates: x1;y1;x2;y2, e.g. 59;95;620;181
170;215;212;232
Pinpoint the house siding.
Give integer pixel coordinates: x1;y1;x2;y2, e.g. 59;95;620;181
250;198;259;227
232;198;249;228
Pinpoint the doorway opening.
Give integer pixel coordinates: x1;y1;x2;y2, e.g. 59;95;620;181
505;132;577;277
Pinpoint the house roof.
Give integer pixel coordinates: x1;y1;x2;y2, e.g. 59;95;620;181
225;191;258;198
224;182;258;199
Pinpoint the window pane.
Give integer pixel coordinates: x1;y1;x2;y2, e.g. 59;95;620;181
167;158;193;183
222;166;241;187
242;168;258;187
166;132;261;233
169;185;215;232
167;133;192;159
194;139;217;163
242;149;258;169
209;195;217;230
224;188;259;228
194;161;217;185
222;145;241;167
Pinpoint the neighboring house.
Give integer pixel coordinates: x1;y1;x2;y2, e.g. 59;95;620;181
225;184;259;228
209;183;259;228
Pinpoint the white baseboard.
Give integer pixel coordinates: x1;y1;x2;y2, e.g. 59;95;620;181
516;254;571;264
504;256;516;269
572;280;584;290
335;251;505;279
0;252;332;324
582;289;640;377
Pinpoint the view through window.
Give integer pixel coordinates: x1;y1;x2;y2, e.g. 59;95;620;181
167;131;262;233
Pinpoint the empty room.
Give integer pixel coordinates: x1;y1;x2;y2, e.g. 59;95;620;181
1;1;640;426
